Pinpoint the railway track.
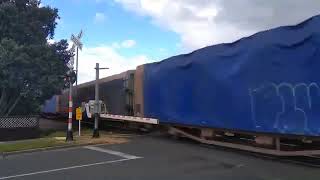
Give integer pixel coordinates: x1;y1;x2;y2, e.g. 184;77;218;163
282;155;320;168
200;143;320;168
44;117;320;168
165;134;320;168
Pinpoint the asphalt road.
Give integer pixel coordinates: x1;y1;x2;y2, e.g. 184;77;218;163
0;134;320;180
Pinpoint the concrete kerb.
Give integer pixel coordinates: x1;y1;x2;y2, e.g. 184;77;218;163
1;142;112;159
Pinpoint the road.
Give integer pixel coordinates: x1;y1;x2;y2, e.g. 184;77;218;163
0;134;319;180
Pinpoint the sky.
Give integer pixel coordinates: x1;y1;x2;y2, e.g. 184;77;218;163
42;0;320;83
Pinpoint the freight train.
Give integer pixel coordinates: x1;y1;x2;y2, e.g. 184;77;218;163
42;70;135;117
43;15;320;155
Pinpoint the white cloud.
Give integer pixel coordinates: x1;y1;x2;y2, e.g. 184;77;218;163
111;42;121;49
77;44;149;83
121;39;136;48
47;39;55;45
114;0;320;51
94;12;106;24
111;40;136;49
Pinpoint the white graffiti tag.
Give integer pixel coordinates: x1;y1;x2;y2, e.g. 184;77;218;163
249;83;320;134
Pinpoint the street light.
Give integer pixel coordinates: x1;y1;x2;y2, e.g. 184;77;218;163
93;63;109;138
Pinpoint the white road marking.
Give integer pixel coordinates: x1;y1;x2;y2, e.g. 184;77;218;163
0;158;136;180
0;147;142;179
84;146;142;159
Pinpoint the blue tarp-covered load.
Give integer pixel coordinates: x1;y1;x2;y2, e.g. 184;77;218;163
42;95;58;114
143;15;320;136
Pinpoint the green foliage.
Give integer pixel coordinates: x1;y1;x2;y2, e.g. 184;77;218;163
0;0;72;116
0;0;58;44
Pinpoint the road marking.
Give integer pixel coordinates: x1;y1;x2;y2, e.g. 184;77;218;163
0;158;138;180
84;146;142;159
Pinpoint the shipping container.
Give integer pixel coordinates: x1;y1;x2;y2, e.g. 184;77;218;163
134;65;144;117
57;70;136;117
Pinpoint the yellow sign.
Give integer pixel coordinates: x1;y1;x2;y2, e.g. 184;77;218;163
76;107;82;121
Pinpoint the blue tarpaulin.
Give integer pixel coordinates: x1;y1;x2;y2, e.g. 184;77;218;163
42;95;58;114
143;15;320;136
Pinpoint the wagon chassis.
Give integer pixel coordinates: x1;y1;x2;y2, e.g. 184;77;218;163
83;100;320;160
168;126;320;157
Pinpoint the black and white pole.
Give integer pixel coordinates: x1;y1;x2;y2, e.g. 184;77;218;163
71;30;83;100
75;47;79;98
67;30;82;141
93;63;109;138
66;57;75;141
66;78;74;141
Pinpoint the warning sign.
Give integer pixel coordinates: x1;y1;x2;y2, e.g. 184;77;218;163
76;107;82;121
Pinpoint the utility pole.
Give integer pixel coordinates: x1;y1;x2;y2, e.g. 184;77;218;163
93;63;109;138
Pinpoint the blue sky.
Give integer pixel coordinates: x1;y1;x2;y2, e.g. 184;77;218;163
43;0;179;61
42;0;184;83
41;0;320;83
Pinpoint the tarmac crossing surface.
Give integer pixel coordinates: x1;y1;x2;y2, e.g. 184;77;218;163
1;135;320;180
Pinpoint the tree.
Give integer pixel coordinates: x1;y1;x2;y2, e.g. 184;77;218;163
0;0;72;116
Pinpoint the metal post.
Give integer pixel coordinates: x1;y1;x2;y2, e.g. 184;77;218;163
93;63;100;138
75;47;79;98
66;77;74;141
78;119;81;136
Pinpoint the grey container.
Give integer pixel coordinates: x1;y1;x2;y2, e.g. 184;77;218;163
71;70;135;116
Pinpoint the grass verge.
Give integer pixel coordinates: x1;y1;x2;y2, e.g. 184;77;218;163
0;138;64;153
0;129;130;153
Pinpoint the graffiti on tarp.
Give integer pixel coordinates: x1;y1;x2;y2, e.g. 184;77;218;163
249;83;320;134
